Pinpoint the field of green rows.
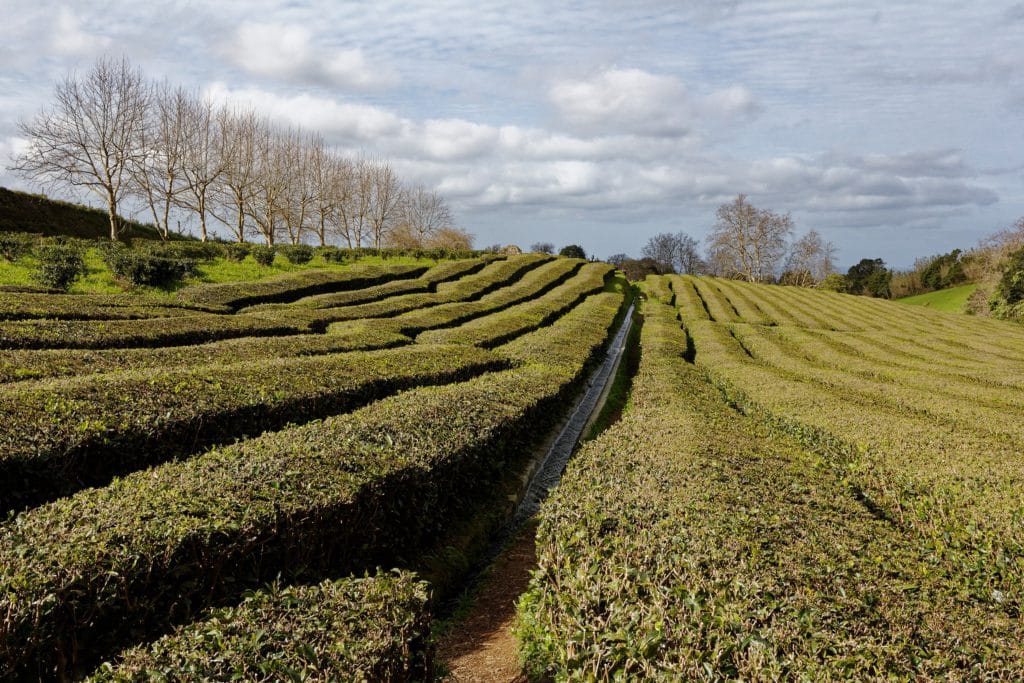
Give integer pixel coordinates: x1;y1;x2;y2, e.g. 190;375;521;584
0;252;627;680
519;274;1024;679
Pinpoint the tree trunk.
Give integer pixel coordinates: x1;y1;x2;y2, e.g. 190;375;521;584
107;191;119;241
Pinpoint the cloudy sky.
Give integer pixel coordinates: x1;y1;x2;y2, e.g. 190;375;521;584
1;1;1022;267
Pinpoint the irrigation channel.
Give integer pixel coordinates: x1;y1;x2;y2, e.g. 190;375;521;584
438;302;635;680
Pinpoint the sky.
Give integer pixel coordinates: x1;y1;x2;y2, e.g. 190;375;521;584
1;1;1022;268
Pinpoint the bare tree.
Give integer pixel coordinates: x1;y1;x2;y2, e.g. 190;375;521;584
706;195;793;282
12;56;150;240
783;229;836;286
177;95;224;242
530;242;555;254
212;108;260;242
308;144;348;247
130;81;190;240
396;184;453;247
246;124;291;245
366;160;403;249
641;231;705;274
337;157;372;248
278;129;317;245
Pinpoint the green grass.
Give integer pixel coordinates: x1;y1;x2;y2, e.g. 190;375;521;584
897;283;977;312
0;250;435;296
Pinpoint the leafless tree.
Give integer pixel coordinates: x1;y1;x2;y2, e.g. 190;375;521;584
212;108;262;242
12;56;150;240
308;142;345;246
530;242;555;254
336;157;372;248
706;194;793;282
130;81;190;240
177;95;224;242
641;231;705;274
246;123;292;245
782;229;836;286
395;184;453;247
278;129;317;245
366;160;403;249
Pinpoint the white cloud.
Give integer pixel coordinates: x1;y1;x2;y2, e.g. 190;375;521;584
51;6;111;56
228;21;397;89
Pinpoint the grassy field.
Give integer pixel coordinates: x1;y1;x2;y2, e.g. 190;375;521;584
896;282;977;312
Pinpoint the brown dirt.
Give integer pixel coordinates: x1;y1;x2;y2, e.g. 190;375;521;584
436;521;538;682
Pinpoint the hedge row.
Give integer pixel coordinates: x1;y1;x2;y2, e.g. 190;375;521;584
0;292;218;322
517;290;1024;679
0;311;303;350
281;255;502;310
0;281;625;679
0;343;504;512
294;253;551;325
176;263;428;311
417;262;612;348
89;572;432;682
0;322;410;385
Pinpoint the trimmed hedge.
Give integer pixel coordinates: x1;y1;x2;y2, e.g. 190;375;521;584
0;343;504;512
0;311;303;350
177;263;428;311
0;283;625;678
89;573;432;682
517;287;1024;679
0;322;410;384
418;262;612;348
271;255;502;310
0;293;210;322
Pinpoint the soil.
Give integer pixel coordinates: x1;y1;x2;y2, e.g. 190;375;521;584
436;521;538;682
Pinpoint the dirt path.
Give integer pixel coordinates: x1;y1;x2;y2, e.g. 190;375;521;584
437;521;538;682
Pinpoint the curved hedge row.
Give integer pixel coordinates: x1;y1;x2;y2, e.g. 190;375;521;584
518;289;1024;679
0;311;303;350
0;322;411;385
0;293;217;321
417;262;612;348
176;263;428;311
0;344;505;512
299;253;552;325
0;281;625;679
89;573;432;682
278;255;502;310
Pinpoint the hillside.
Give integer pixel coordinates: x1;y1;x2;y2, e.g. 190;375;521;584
0;186;165;239
897;282;977;312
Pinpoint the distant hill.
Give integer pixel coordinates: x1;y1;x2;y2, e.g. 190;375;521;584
896;283;977;313
0;187;166;240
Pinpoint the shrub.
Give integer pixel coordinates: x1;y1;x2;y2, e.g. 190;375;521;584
559;244;587;259
818;272;848;292
279;243;315;265
31;244;85;291
0;233;33;262
317;245;346;263
104;247;197;288
89;573;433;681
221;242;250;262
250;244;276;266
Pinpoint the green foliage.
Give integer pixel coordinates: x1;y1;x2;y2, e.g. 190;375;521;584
88;573;433;682
177;264;429;311
31;244;86;291
0;285;623;677
0;233;33;262
221;242;250;262
278;243;315;265
250;244;276;266
920;249;967;291
103;245;198;288
817;272;848;292
559;244;587;259
845;257;891;297
0;343;504;512
994;247;1024;305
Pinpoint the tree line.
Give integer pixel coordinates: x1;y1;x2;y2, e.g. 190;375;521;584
11;57;469;249
609;194;837;287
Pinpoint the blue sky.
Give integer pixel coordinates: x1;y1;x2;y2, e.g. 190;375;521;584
1;0;1022;268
